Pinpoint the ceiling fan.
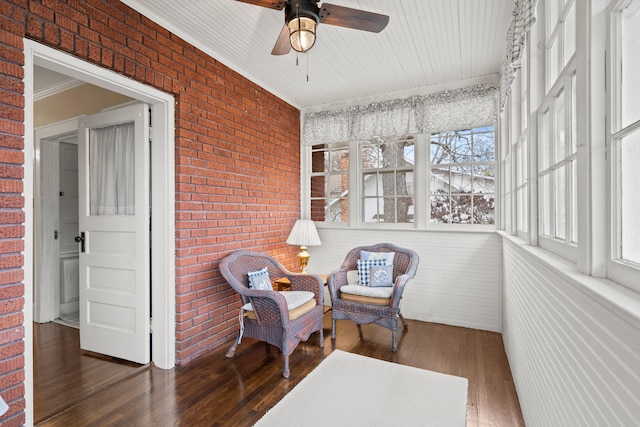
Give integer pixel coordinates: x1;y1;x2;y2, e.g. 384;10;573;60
236;0;389;55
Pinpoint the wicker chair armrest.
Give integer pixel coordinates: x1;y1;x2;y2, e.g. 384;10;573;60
328;268;350;302
243;289;290;324
389;273;414;308
287;273;324;305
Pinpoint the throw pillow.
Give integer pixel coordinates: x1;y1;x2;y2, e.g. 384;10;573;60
356;258;387;286
346;270;359;285
361;250;395;265
369;264;394;287
247;267;272;290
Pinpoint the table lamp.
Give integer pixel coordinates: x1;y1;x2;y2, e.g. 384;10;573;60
286;219;321;273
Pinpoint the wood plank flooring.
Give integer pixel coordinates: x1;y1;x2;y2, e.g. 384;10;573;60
33;322;149;423
34;314;525;426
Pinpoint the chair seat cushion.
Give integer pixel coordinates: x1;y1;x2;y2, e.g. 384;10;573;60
339;284;393;306
243;291;316;320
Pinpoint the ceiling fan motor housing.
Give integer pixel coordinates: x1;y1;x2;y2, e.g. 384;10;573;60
285;0;320;25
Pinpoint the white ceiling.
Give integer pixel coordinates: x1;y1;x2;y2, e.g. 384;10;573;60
34;66;84;100
38;1;516;111
118;0;515;110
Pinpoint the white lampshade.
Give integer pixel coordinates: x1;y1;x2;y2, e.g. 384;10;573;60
286;219;321;246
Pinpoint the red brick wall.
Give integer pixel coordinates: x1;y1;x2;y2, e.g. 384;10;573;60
0;0;301;424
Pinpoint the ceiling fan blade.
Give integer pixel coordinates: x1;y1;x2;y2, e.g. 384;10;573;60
319;3;389;33
235;0;286;10
271;24;291;55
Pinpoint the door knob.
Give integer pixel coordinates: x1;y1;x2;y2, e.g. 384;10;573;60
75;232;86;253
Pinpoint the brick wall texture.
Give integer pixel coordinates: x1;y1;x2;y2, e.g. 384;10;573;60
0;1;301;424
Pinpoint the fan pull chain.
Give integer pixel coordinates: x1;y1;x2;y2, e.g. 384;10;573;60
293;52;309;82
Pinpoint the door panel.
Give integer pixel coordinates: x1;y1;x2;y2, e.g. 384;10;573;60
78;103;150;364
59;256;79;317
59;141;79;254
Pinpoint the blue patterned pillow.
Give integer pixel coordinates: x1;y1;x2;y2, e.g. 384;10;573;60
247;267;272;290
356;258;387;286
369;264;394;287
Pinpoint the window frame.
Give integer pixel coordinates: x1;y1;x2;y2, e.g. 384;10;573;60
304;128;496;232
513;41;530;240
359;135;417;225
427;127;497;229
607;0;640;293
537;68;578;262
309;141;351;224
535;0;579;262
499;0;640;293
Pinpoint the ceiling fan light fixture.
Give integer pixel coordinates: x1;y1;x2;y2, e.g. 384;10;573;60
288;15;317;53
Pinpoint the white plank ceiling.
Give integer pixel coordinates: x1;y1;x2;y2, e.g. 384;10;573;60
118;0;515;110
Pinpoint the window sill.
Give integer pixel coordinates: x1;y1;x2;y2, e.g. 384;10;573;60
499;231;640;325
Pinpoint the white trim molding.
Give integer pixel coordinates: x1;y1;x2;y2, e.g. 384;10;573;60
23;39;176;426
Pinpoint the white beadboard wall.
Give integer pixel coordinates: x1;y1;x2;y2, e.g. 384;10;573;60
307;228;501;332
502;237;640;426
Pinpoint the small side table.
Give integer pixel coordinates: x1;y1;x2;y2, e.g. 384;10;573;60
272;277;291;291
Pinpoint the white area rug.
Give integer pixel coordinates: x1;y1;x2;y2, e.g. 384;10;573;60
255;350;468;426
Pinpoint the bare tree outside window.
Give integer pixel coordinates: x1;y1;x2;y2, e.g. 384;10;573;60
362;136;415;223
430;127;495;225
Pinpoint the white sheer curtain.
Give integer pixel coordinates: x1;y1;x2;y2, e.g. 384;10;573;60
499;0;539;110
89;122;135;215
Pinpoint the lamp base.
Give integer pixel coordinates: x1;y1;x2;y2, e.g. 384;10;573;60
297;246;310;273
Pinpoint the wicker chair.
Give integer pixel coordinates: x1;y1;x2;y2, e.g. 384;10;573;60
328;243;419;352
220;251;324;378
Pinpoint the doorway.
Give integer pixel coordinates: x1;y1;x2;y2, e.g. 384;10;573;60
24;40;176;426
35;128;80;328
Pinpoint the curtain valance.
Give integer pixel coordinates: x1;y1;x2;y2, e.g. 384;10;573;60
302;83;498;146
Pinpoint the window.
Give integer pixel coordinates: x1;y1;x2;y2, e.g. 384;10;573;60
608;0;640;291
515;42;529;236
499;0;640;292
361;136;415;224
537;0;577;260
307;127;495;229
545;0;576;91
429;127;495;225
501;96;513;232
310;142;349;223
538;80;578;250
515;133;528;234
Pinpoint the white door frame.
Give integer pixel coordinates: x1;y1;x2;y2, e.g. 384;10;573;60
24;40;176;426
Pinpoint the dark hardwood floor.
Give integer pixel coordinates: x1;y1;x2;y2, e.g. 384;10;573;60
34;313;525;426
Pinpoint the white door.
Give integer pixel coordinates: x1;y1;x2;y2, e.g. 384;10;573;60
77;103;150;364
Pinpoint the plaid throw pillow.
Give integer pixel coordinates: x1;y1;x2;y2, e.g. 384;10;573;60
356;258;387;287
